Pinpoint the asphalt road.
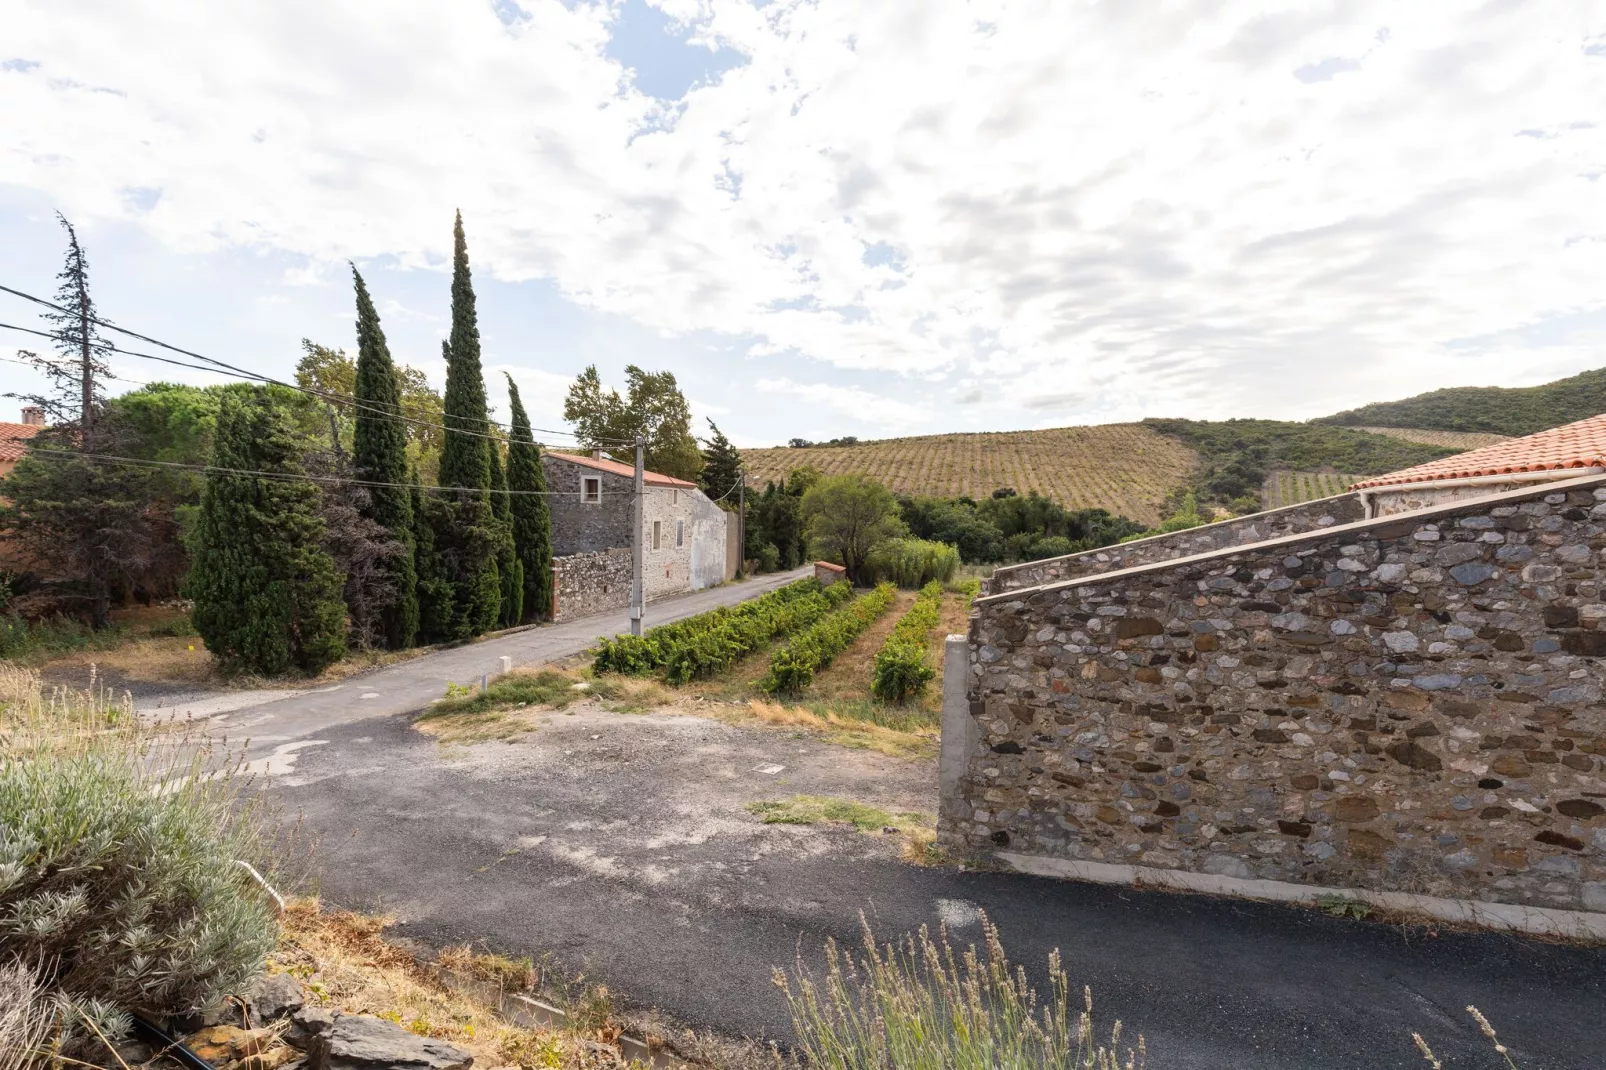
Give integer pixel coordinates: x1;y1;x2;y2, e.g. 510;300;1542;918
152;567;813;757
186;568;1605;1070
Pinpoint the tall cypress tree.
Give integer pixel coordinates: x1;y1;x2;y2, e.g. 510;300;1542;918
504;374;553;621
187;387;346;675
351;266;419;648
699;418;742;503
429;212;501;637
489;436;522;627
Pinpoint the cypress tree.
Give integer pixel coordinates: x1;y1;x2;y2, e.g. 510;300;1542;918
188;387;346;675
489;437;522;627
429;212;501;636
351;266;418;648
410;470;453;643
504;374;553;621
699;418;742;503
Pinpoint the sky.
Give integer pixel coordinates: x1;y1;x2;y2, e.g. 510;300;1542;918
2;0;1603;448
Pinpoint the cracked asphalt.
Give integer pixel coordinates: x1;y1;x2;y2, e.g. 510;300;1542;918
183;571;1605;1069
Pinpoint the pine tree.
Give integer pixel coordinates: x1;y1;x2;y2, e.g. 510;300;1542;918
489;437;522;627
351;266;419;648
504;374;553;621
427;212;501;637
187;387;346;675
699;418;742;504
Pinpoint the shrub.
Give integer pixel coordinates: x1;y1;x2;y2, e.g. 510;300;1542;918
763;583;897;694
871;582;943;703
757;542;781;573
0;960;53;1070
864;538;960;588
592;578;852;684
775;913;1140;1070
0;614;128;662
0;666;280;1051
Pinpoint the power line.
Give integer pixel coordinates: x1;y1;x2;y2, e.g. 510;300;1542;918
0;285;632;447
23;444;634;498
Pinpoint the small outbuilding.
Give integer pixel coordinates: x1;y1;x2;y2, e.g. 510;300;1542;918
813;560;847;586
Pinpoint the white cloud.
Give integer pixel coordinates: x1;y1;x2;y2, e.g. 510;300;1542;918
754;376;929;431
2;0;1604;426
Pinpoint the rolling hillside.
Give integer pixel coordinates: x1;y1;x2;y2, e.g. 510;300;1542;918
1319;366;1606;436
1353;426;1511;449
739;424;1193;526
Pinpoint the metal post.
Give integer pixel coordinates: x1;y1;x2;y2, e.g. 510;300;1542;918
630;434;645;636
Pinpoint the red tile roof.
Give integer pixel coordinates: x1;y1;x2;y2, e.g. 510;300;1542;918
1351;413;1606;490
0;422;45;463
545;451;699;489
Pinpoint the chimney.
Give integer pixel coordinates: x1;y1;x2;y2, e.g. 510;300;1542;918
20;406;43;426
592;449;604;461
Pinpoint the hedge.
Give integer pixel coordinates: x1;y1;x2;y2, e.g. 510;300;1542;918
763;583;897;695
871;581;944;703
592;577;853;684
863;537;959;589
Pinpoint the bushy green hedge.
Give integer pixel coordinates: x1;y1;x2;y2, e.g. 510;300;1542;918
871;581;943;703
763;583;897;695
863;538;960;589
592;578;853;684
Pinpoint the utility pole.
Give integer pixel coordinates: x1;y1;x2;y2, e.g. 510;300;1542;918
630;433;645;637
737;467;746;578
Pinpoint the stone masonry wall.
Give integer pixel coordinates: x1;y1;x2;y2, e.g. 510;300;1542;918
543;456;633;556
551;548;632;622
948;476;1606;914
986;494;1366;596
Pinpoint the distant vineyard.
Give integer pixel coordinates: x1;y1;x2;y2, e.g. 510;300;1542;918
1353;426;1511;450
739;424;1195;527
1263;470;1362;509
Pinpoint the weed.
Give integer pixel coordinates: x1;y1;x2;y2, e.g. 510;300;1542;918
1317;895;1374;921
1413;1005;1521;1069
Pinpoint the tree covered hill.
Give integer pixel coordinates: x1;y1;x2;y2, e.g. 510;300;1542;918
1316;366;1606;436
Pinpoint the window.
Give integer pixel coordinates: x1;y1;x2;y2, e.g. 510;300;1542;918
582;477;600;504
652;520;662;550
676;520;684;547
672;489;678;504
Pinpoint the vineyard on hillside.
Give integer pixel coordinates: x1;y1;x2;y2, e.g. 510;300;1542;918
1262;470;1362;509
1353;426;1511;450
739;424;1195;526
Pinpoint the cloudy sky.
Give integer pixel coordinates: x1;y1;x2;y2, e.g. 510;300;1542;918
2;0;1603;447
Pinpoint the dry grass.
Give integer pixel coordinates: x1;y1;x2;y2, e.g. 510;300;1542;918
745;795;940;864
730;699;936;760
273;899;633;1070
414;667;673;744
1353;426;1512;450
740;425;1195;526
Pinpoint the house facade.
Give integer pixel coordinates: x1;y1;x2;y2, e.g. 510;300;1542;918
541;451;731;619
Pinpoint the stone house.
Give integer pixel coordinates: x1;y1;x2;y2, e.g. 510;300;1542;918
0;409;45;481
943;420;1606;934
541;451;732;621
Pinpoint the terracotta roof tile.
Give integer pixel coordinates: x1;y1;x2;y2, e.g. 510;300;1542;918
0;422;45;463
545;451;699;489
1351;412;1606;490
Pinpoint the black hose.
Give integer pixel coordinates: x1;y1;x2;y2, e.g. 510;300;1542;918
128;1012;216;1070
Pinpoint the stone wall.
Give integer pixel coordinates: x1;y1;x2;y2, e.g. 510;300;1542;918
551;548;632;622
1369;475;1599;517
946;475;1606;915
641;486;728;599
986;494;1366;596
543;455;632;556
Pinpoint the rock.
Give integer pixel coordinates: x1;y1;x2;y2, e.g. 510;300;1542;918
287;1007;339;1051
1333;796;1380;822
1584;882;1606;914
1201;854;1253;879
1381;631;1419;653
1386;741;1443;772
307;1014;473;1070
184;1025;276;1065
1556;799;1605;820
248;973;307;1024
1449;562;1498;586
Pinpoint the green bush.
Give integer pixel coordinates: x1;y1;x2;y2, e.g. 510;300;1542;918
0;615;128;662
592;578;853;684
864;538;959;588
871;582;943;704
763;583;897;694
757;542;782;573
0;667;280;1052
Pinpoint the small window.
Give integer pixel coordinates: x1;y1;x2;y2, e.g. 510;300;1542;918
676;520;684;547
652;520;662;550
582;477;600;504
672;489;678;504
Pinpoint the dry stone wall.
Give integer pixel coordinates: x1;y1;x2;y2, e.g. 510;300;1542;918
987;494;1366;596
948;476;1606;914
551;548;632;622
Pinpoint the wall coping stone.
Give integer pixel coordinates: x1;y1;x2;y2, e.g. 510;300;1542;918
996;852;1606;940
987;490;1360;586
977;471;1606;606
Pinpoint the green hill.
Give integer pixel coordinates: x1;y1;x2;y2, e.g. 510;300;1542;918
1317;366;1606;436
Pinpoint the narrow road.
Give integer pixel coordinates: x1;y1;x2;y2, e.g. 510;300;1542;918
152;567;812;756
182;568;1604;1069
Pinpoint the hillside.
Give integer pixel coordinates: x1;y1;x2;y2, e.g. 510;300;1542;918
1318;366;1606;436
739;424;1193;526
1353;426;1511;449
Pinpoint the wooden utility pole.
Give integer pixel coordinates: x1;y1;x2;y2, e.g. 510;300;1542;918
630;433;646;637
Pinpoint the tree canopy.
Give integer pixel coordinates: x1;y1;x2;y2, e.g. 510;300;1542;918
563;364;703;481
800;474;906;584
